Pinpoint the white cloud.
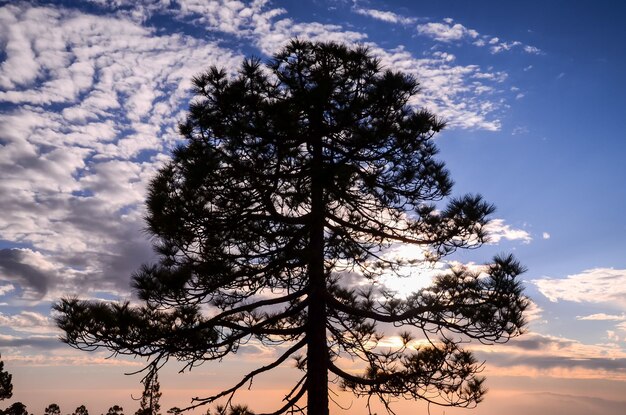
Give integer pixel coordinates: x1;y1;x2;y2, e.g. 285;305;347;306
542;232;551;239
577;313;626;321
524;45;541;54
76;1;510;130
416;20;478;42
484;219;532;244
490;40;522;54
1;345;144;367
0;6;43;89
533;268;626;307
0;311;54;334
524;300;544;323
415;17;540;56
0;1;529;305
607;330;620;342
0;4;243;301
353;7;417;25
365;45;508;130
0;284;15;296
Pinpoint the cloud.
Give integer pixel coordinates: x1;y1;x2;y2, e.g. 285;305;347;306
414;17;540;55
0;283;16;296
0;1;531;308
576;313;626;339
484;219;532;244
416;20;479;42
2;347;144;367
474;331;626;380
490;40;522;54
533;268;626;307
484;392;626;415
89;0;518;131
368;46;507;130
607;330;620;342
0;249;52;300
542;232;551;239
0;334;63;350
524;300;544;323
353;7;417;25
577;313;626;321
0;311;55;334
524;45;541;54
82;1;511;130
0;3;243;301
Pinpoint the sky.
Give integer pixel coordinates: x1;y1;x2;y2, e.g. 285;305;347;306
0;0;625;414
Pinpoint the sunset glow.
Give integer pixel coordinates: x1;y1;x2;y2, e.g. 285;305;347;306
1;1;625;414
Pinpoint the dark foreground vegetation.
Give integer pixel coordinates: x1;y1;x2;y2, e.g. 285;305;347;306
0;355;166;415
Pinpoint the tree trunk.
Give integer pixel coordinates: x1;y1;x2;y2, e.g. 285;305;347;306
306;128;329;415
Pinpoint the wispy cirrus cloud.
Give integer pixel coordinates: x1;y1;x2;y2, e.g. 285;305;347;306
577;313;626;321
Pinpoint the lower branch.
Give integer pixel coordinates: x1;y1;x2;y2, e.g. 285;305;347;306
180;338;307;412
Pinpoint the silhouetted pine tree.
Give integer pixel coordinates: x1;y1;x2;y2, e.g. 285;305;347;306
55;40;528;415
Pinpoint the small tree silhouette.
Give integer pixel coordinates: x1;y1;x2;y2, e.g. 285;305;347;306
44;404;60;415
1;402;28;415
211;405;253;415
72;406;89;415
134;372;161;415
104;405;124;415
0;354;12;402
55;40;528;415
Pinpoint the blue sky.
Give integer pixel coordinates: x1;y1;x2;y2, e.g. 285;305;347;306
0;1;625;414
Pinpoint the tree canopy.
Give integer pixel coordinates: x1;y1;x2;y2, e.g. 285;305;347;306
134;373;161;415
55;40;527;415
105;405;124;415
72;406;89;415
0;354;12;402
44;404;60;415
1;402;27;415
